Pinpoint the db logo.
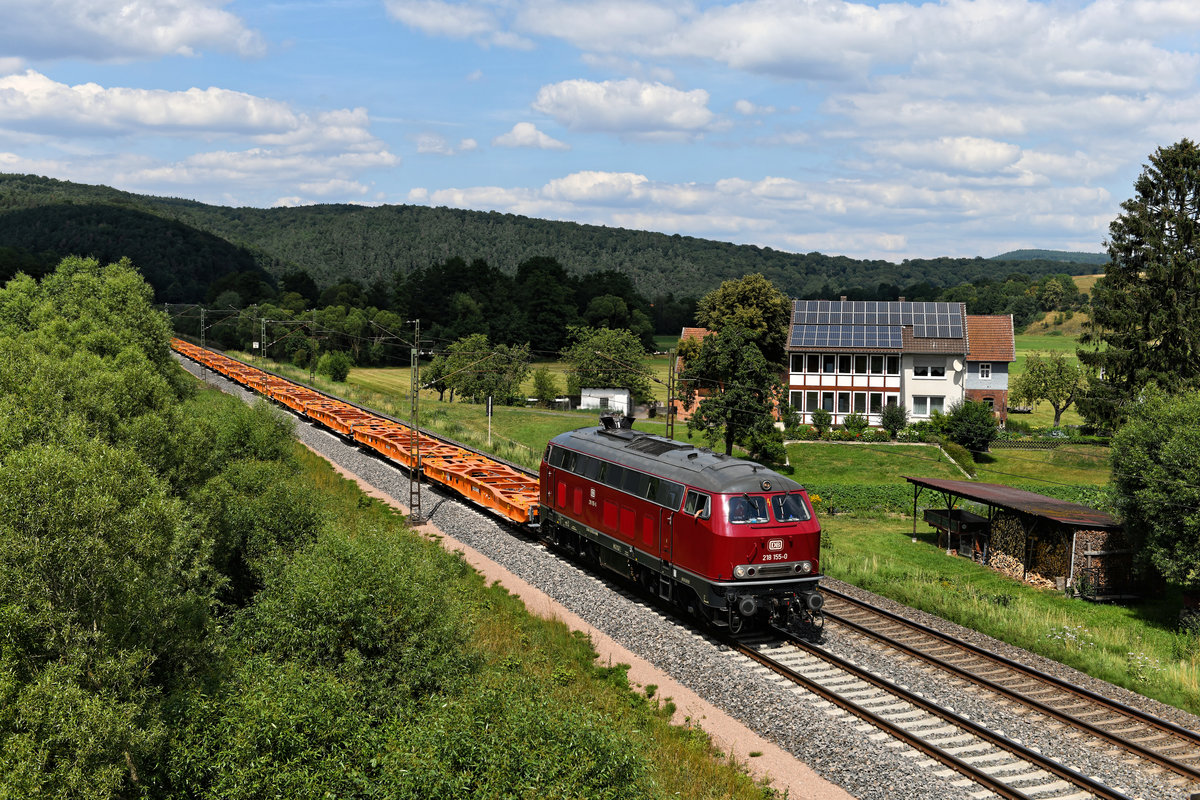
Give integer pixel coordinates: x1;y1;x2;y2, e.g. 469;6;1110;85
768;539;784;552
590;487;596;499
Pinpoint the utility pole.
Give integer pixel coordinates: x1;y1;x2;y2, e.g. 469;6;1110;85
408;318;423;524
666;348;676;440
261;317;268;365
200;306;208;382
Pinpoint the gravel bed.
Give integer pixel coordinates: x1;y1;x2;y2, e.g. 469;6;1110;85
177;357;1200;800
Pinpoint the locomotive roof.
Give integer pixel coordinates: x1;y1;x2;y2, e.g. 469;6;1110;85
550;425;805;495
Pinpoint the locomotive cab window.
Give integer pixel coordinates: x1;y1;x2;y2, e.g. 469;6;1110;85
728;496;769;524
683;490;711;519
771;494;811;523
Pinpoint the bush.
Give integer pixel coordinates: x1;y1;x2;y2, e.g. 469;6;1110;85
938;437;977;477
324;351;352;382
811;408;832;435
945;400;999;455
842;412;868;435
880;403;908;438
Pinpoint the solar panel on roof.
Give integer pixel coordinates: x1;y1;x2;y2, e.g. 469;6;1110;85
790;325;903;349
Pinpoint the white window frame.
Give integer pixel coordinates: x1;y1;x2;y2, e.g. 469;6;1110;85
979;362;992;380
912;395;945;417
914;358;946;379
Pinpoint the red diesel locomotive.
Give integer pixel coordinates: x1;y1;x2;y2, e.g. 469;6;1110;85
540;417;824;633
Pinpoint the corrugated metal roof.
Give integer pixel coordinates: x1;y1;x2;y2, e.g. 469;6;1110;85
904;476;1120;530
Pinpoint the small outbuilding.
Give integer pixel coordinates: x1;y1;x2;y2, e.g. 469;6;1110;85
579;388;633;417
905;476;1134;600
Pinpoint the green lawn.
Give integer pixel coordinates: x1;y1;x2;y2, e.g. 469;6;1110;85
788;443;965;484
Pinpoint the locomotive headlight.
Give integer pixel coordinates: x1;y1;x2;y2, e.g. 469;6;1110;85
734;565;748;579
795;561;813;574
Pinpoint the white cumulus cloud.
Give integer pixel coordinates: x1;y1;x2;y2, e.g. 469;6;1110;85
533;78;714;136
492;122;569;150
0;0;263;61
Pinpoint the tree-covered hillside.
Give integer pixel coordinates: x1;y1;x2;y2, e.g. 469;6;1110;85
991;249;1109;265
1;173;1097;301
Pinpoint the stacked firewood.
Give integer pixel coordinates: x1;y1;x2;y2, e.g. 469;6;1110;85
987;513;1026;580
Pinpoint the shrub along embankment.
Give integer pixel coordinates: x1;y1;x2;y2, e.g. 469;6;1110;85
0;257;777;800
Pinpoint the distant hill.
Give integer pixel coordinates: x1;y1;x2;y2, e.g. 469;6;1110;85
1;173;1101;303
991;249;1108;265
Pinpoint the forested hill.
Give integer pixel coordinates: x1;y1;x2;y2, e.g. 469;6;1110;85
992;249;1108;265
0;173;1099;301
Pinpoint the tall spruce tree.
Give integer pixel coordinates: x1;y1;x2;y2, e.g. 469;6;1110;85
1078;139;1200;430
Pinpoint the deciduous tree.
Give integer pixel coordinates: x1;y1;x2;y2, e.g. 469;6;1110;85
1110;391;1200;588
1010;351;1083;427
678;325;782;456
695;274;791;368
561;326;652;402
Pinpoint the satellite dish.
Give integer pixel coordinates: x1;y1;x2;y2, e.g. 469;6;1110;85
953;358;964;371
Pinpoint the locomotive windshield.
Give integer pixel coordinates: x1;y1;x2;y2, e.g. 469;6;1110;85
728;494;812;524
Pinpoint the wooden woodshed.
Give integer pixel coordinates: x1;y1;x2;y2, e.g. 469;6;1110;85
905;476;1134;599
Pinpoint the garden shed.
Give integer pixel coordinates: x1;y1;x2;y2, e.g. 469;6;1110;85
905;476;1134;600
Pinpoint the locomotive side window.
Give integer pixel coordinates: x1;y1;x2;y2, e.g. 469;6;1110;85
604;464;625;490
656;480;685;509
728;496;769;524
580;455;604;480
684;490;711;519
770;494;811;522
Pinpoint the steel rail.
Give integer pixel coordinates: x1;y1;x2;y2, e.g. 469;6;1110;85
821;586;1200;781
743;629;1132;800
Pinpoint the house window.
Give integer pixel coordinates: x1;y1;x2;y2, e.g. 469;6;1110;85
791;354;805;373
854;355;868;374
886;356;900;374
912;396;945;417
599;396;610;409
823;354;836;373
885;395;898;407
806;391;818;411
822;392;834;411
914;359;946;378
838;355;852;373
979;362;992;380
869;393;883;414
853;392;867;413
837;392;850;413
807;354;820;373
870;355;884;374
790;391;804;410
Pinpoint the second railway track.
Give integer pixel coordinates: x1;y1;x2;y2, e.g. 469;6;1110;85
819;586;1200;788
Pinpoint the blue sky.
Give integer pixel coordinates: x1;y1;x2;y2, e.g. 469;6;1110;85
3;0;1200;261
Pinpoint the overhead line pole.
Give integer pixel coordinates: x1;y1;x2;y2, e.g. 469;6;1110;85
408;318;423;524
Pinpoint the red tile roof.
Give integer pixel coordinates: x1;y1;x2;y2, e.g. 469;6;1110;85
966;315;1015;362
680;327;712;342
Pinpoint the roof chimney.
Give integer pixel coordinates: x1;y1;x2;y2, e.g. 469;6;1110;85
898;296;906;302
840;295;847;302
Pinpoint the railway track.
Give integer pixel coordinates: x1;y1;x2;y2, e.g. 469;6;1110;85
819;586;1200;788
735;628;1130;800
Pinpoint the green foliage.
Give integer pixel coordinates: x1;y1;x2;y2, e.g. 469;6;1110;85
695;273;791;367
880;402;908;438
1110;392;1200;586
234;527;480;700
842;412;868;435
945;400;999;456
561;325;652;402
811;408;832;435
1079;139;1200;430
436;333;530;404
939;437;978;476
679;325;782;455
1012;351;1083;427
323;350;353;382
530;365;561;407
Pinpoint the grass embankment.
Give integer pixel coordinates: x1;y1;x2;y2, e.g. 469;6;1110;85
277;428;780;798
